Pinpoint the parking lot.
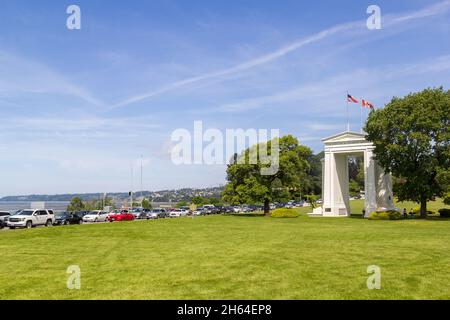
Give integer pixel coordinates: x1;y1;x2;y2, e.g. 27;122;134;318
0;206;221;231
0;201;311;232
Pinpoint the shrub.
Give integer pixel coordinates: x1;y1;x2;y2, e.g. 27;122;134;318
368;210;402;220
271;208;300;218
412;207;435;215
438;208;450;218
227;212;265;217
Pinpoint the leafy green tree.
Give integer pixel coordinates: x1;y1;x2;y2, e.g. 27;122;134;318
81;196;115;211
356;165;365;189
222;135;312;215
307;151;324;196
365;87;450;216
142;198;152;209
67;197;85;211
348;156;364;191
191;196;204;205
349;180;362;197
436;168;450;205
132;201;142;207
84;200;97;211
444;193;450;206
206;198;222;206
176;201;188;208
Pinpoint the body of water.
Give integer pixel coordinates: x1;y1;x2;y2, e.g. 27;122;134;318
0;201;174;212
0;201;70;212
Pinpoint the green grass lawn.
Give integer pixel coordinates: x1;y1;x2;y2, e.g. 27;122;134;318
1;199;449;300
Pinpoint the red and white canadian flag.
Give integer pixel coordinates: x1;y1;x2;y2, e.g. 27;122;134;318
362;99;375;110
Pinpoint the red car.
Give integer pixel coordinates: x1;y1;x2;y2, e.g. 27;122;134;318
107;210;135;222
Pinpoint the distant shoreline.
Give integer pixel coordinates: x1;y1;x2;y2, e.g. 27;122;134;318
0;187;224;202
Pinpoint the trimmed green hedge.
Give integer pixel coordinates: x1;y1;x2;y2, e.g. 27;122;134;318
271;208;300;218
226;212;265;217
438;208;450;218
368;210;402;220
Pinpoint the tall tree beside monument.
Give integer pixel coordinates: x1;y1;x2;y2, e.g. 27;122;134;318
365;87;450;217
222;135;313;215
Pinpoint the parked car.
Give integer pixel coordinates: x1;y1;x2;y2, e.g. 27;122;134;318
192;209;206;216
83;210;109;223
179;206;191;212
203;204;216;214
169;209;189;218
145;208;161;219
168;211;179;218
54;212;83;225
147;211;159;219
7;209;55;229
0;211;11;229
149;208;168;219
130;208;144;219
107;210;135;222
74;211;90;218
222;206;234;213
294;201;304;207
136;209;150;220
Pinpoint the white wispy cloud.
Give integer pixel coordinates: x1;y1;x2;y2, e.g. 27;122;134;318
0;115;162;141
112;0;450;109
388;0;450;23
215;54;450;113
112;22;360;109
0;51;105;107
2;116;159;130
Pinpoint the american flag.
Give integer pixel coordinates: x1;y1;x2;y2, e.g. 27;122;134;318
347;94;359;103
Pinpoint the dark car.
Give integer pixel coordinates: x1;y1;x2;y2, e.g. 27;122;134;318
0;211;11;229
74;211;90;218
222;206;234;214
215;206;226;214
54;212;83;225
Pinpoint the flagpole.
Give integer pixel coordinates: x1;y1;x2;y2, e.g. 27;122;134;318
365;105;368;132
360;101;363;133
346;91;350;132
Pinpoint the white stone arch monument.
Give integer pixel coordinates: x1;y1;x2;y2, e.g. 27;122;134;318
311;131;395;217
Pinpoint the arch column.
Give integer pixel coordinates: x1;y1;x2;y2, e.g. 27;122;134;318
364;148;377;216
321;151;349;216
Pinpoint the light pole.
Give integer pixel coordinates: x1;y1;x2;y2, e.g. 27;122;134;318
130;163;133;210
140;155;143;208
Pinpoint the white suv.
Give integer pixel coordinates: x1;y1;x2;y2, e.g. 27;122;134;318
7;209;55;229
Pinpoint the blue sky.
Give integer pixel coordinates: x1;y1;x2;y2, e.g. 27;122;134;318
0;0;449;196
